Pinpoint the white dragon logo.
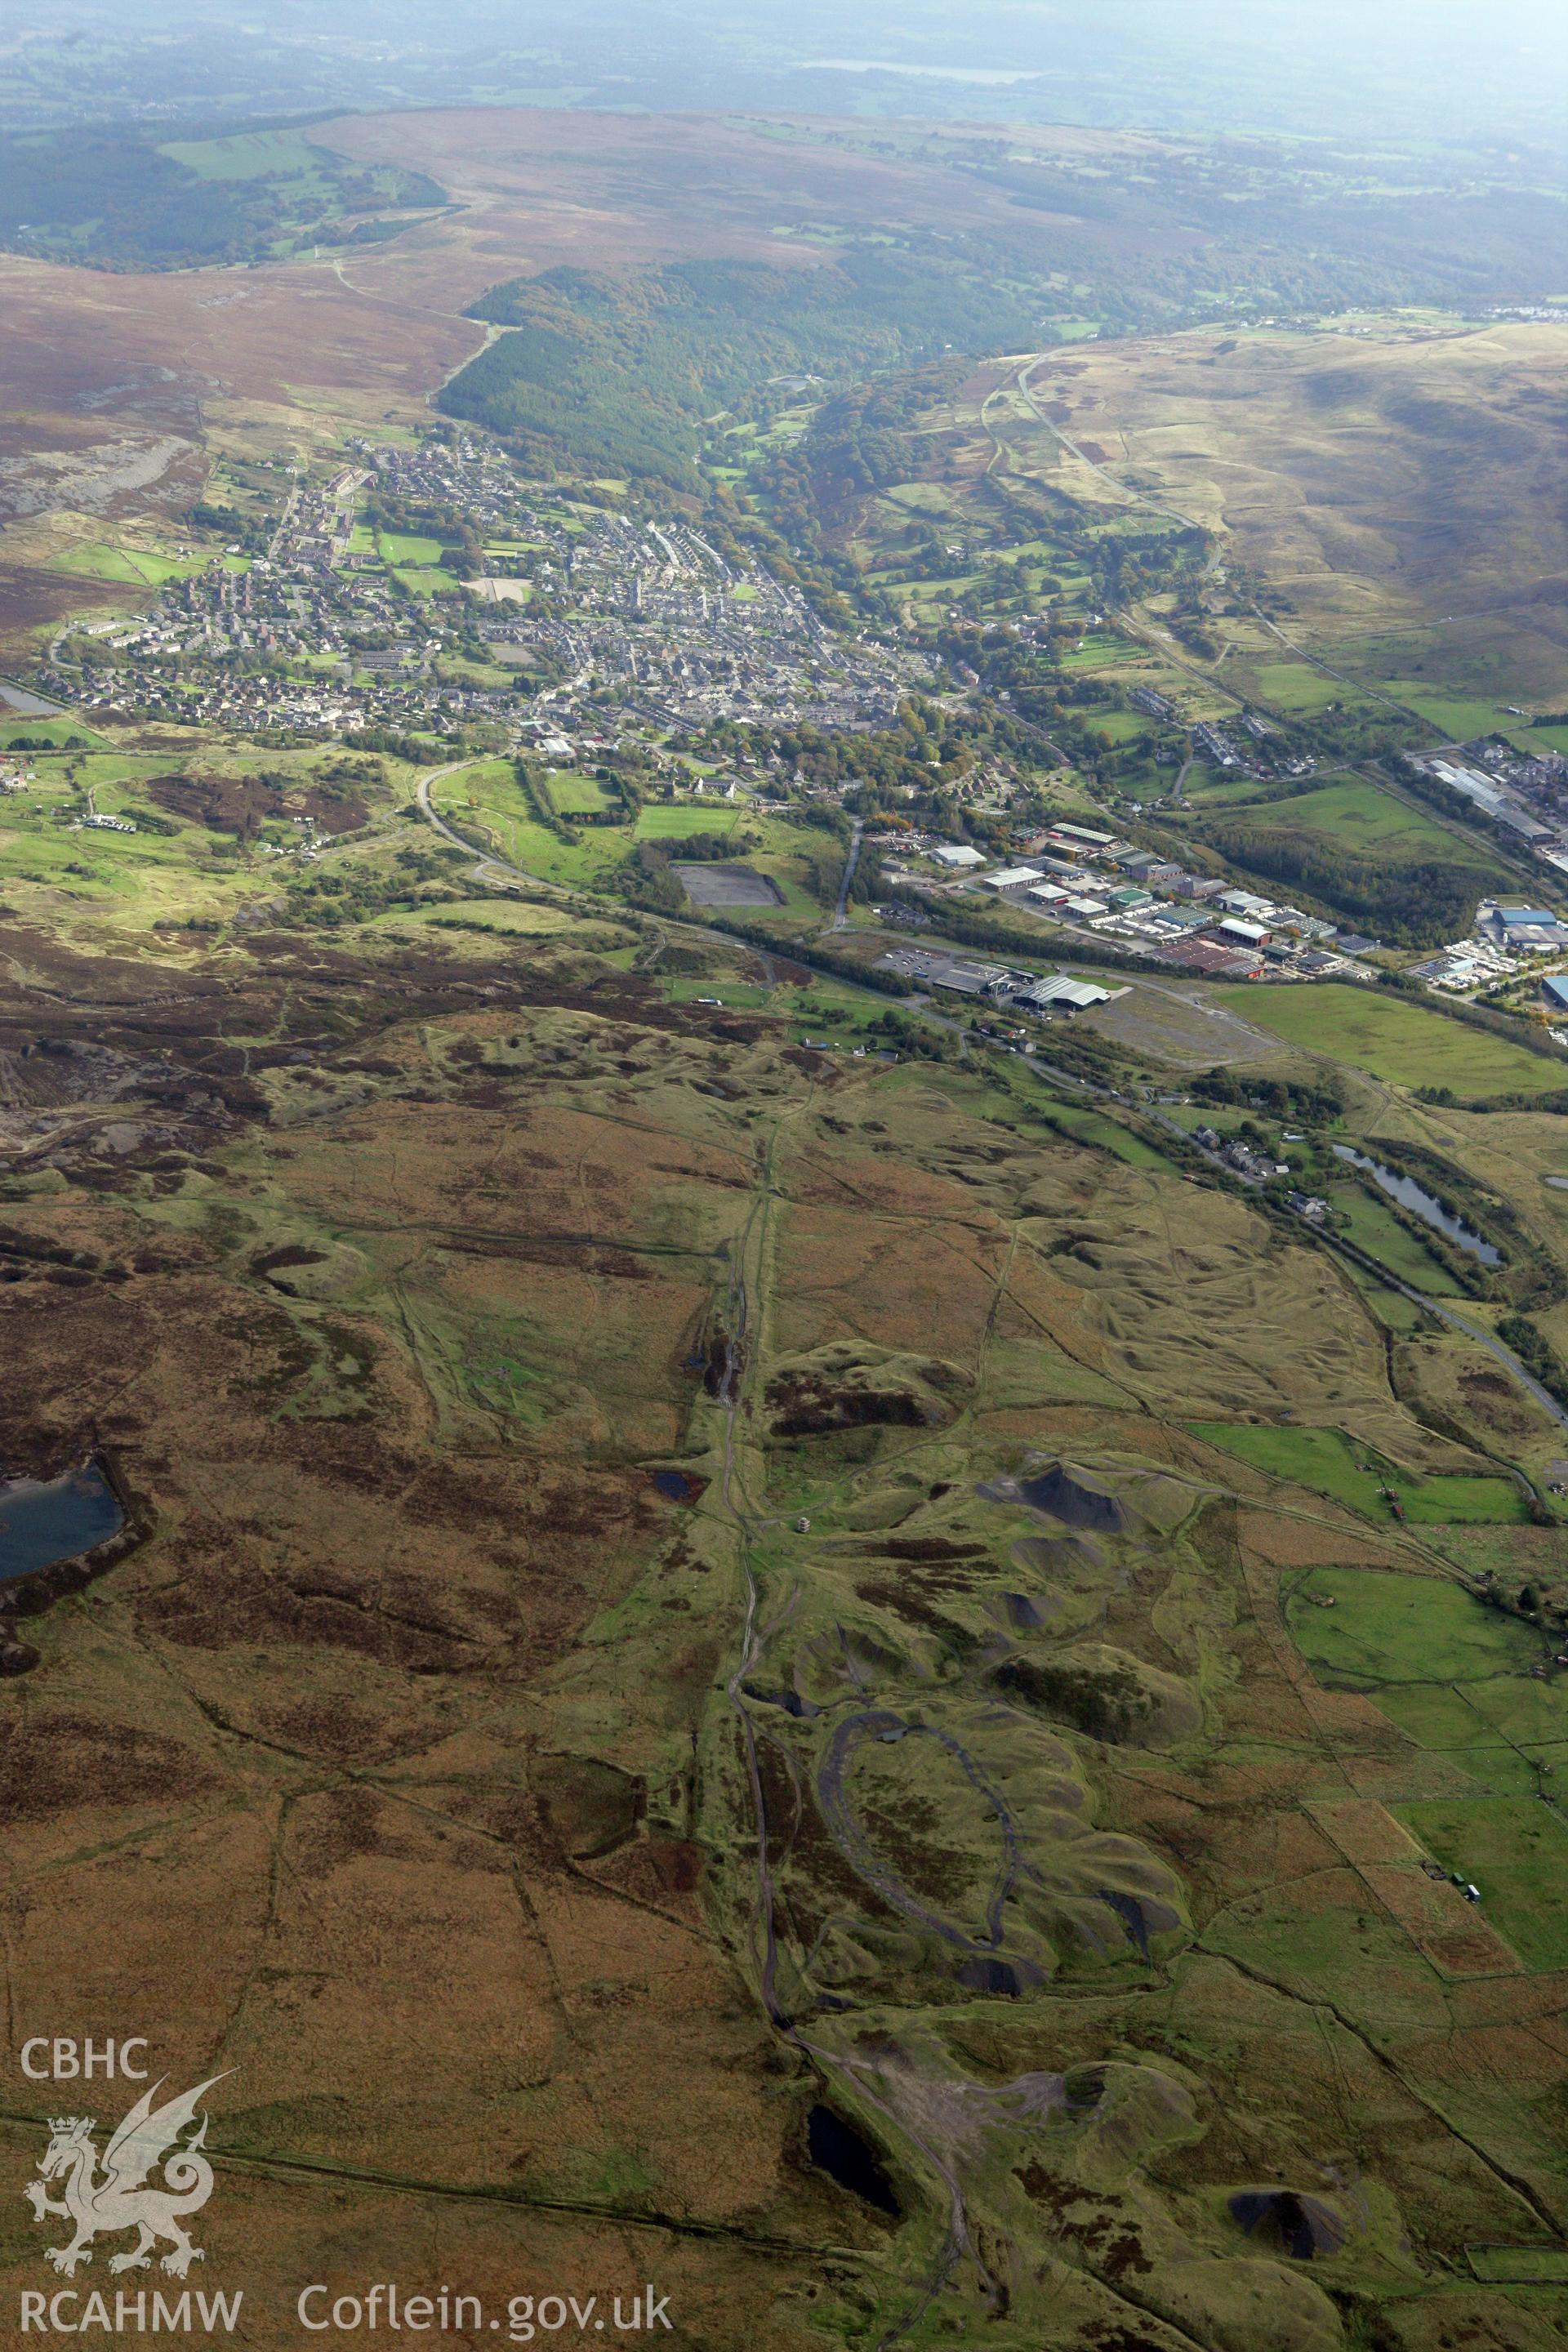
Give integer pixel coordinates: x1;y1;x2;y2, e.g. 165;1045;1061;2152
24;2075;229;2278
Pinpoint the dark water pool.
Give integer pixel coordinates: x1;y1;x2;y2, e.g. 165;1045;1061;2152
649;1468;706;1503
806;2104;900;2215
0;1463;123;1584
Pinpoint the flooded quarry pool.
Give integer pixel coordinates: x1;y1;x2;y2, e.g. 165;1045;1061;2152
1332;1145;1500;1264
0;1463;123;1584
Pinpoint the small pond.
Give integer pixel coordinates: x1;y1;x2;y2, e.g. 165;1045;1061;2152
0;1463;123;1585
1332;1146;1500;1265
648;1468;706;1503
806;2104;900;2214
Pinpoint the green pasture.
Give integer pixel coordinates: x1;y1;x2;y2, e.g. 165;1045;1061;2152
1196;1424;1526;1521
1234;776;1489;865
634;804;746;841
1329;1183;1465;1294
1468;2249;1568;2284
662;978;773;1009
49;542;197;587
1175;765;1269;805
1394;1798;1568;1969
1285;1560;1568;1968
0;719;106;751
1246;660;1355;715
378;531;448;567
902;573;986;603
1032;1098;1177;1169
546;770;618;816
1060;637;1141;669
374;898;615;940
159;127;325;182
434;767;629;888
0;799;220;902
1288;1566;1543;1690
1382;684;1517;741
1090;710;1152;746
1213;984;1568;1098
1342;1263;1429;1334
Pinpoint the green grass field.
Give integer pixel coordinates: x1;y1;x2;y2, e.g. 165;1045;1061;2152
1214;984;1568;1098
1090;710;1152;746
0;795;228;909
1288;1565;1543;1689
0;720;106;750
547;771;618;816
1286;1561;1568;1969
1249;659;1357;715
1393;1798;1568;1968
376;898;614;941
1031;1098;1179;1169
377;531;448;567
159;127;326;182
434;767;630;888
1176;765;1272;805
1330;1182;1465;1294
1383;684;1517;742
1195;1424;1526;1521
1060;637;1142;669
634;804;746;840
1233;776;1492;866
662;978;773;1009
49;542;197;587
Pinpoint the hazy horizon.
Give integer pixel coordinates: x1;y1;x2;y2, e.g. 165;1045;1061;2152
4;0;1567;153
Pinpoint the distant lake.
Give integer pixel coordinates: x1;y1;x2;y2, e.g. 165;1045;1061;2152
0;1464;123;1584
1333;1146;1501;1265
804;59;1042;84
